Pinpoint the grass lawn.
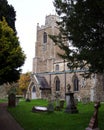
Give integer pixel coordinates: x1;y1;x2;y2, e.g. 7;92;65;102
8;99;104;130
0;98;8;103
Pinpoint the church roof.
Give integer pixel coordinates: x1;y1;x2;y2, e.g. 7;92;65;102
35;75;51;90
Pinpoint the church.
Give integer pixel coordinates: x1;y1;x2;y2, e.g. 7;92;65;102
27;14;104;102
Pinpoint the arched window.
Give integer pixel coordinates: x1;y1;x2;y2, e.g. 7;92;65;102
54;76;60;92
43;32;47;43
72;75;79;91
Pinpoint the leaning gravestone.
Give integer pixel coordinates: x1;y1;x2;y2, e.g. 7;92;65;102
86;102;100;130
8;93;16;107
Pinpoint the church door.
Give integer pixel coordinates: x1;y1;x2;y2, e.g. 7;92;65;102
31;86;36;99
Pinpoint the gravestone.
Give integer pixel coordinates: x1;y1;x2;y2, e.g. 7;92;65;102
55;98;60;111
55;92;61;111
65;85;78;113
82;97;90;104
86;102;100;130
47;102;54;112
65;92;78;113
60;99;65;109
26;91;31;102
8;93;16;107
47;96;54;112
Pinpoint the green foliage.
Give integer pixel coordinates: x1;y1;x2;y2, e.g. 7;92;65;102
51;0;104;74
8;99;104;130
0;98;8;103
0;0;16;32
0;18;26;85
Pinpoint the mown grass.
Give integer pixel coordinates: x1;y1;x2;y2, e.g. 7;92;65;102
0;98;8;103
8;99;104;130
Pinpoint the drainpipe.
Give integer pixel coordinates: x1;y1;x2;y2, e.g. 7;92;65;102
64;60;66;98
50;74;52;94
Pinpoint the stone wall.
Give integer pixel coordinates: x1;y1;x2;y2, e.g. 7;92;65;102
32;72;104;102
0;85;7;99
44;72;92;100
94;74;104;101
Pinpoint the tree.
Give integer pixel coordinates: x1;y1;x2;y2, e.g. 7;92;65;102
18;72;31;97
51;0;104;75
0;18;26;85
0;0;16;32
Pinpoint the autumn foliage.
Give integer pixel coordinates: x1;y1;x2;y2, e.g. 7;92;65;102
18;72;31;96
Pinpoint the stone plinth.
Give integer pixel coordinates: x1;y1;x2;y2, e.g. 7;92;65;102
65;92;78;113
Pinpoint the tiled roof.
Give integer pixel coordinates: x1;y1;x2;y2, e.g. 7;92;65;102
35;75;51;90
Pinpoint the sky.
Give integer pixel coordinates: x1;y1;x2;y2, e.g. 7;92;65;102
7;0;55;73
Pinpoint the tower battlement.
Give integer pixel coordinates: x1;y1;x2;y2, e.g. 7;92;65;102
37;14;59;30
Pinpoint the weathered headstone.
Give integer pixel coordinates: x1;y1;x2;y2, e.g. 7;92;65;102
8;93;16;107
26;91;31;102
65;86;78;113
54;92;61;111
86;102;100;130
60;99;65;109
47;102;54;112
65;92;78;113
47;94;54;112
82;97;90;104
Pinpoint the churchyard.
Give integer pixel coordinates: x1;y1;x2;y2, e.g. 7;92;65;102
6;99;104;130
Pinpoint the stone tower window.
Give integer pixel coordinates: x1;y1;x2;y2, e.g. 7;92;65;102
43;32;47;43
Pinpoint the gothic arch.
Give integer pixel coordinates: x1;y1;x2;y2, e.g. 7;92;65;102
54;76;60;92
28;82;37;99
32;86;36;92
72;74;79;92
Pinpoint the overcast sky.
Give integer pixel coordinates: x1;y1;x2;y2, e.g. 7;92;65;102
7;0;55;73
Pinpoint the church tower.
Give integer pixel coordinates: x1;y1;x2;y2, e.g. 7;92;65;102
33;14;63;73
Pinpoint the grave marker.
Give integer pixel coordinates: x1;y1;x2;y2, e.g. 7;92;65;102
86;102;100;130
8;93;16;107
